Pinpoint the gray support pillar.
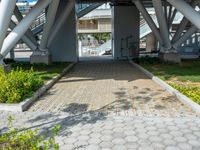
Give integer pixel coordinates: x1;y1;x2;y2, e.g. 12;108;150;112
153;0;171;49
0;0;52;59
167;0;200;30
48;1;77;62
48;0;75;46
173;26;197;49
14;6;37;45
146;32;157;52
10;49;15;60
9;21;37;50
0;0;16;51
40;0;60;50
133;0;164;46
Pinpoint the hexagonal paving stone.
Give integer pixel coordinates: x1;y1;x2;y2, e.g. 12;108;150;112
90;133;103;139
112;138;126;145
163;139;176;146
126;142;140;149
101;130;113;135
138;146;154;150
78;135;90;141
174;136;187;142
137;133;149;139
188;140;200;147
100;142;113;148
64;137;77;144
149;136;162;142
137;139;152;146
178;143;192;150
112;145;127;150
80;130;91;135
73;141;89;148
125;135;138;142
101;135;113;142
184;133;198;140
88;138;102;144
165;146;181;150
160;133;173;139
85;145;100;150
151;143;165;150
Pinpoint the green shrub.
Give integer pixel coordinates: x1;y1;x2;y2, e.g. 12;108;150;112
0;67;43;103
170;83;200;104
133;56;161;65
0;116;60;150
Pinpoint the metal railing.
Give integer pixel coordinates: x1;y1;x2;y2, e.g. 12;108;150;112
30;11;46;31
76;3;94;13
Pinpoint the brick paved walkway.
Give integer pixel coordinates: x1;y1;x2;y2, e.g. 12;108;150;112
1;60;200;150
28;61;196;117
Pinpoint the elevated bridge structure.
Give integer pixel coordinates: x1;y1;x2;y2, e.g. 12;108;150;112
0;0;200;64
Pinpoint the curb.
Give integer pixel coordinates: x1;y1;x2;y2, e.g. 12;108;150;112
129;60;200;115
0;63;76;112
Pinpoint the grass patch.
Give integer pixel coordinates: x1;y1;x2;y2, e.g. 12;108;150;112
11;62;70;82
134;56;200;103
0;62;70;104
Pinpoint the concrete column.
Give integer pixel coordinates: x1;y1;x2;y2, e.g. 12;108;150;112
48;0;78;62
167;0;200;30
39;0;60;50
48;0;75;46
10;49;15;60
0;0;52;60
146;33;157;52
133;0;164;46
14;6;37;45
112;5;139;60
153;0;171;49
0;0;16;51
173;26;197;49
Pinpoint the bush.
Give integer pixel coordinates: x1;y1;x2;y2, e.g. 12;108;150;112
0;116;60;150
170;83;200;104
0;67;43;103
133;56;161;65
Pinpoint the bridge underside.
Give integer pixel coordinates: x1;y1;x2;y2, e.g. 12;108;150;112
0;0;200;64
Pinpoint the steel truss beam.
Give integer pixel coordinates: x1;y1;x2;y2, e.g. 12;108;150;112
172;0;196;42
9;21;37;51
153;0;171;49
132;0;164;46
0;0;52;61
0;0;16;52
14;6;38;45
173;25;197;49
168;0;200;30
